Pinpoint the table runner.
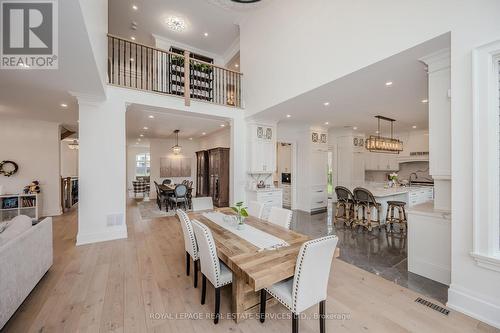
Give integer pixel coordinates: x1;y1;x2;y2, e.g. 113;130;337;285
201;212;289;250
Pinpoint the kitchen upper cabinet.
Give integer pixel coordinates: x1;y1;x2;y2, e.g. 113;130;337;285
248;123;276;173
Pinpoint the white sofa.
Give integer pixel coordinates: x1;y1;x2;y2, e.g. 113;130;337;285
0;216;53;329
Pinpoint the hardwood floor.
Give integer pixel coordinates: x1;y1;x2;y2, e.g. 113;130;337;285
2;200;498;333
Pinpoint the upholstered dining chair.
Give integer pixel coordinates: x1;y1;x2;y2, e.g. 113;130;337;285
191;197;214;212
162;179;172;185
191;220;233;324
268;207;293;229
259;235;339;333
177;209;199;288
247;201;264;219
169;184;188;210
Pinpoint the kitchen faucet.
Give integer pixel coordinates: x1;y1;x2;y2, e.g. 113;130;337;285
409;172;418;186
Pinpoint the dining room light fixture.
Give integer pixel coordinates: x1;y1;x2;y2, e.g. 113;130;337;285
385;81;393;86
171;130;182;155
68;139;79;150
365;115;403;154
323;102;330;106
166;16;186;32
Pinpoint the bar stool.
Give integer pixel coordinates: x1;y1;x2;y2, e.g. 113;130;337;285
385;201;407;235
334;186;355;227
352;187;381;232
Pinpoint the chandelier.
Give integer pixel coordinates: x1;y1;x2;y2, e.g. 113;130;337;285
171;130;182;155
68;139;79;150
166;16;186;32
365;116;403;154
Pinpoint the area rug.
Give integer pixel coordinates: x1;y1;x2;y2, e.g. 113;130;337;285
137;200;176;220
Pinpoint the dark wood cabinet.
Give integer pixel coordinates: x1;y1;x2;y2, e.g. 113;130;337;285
207;147;230;207
195;150;209;197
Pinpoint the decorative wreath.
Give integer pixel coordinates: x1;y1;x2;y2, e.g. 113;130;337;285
0;160;19;177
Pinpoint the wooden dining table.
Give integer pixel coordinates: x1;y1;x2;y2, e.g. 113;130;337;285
189;207;310;322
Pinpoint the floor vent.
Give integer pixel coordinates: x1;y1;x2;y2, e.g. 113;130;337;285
415;297;450;316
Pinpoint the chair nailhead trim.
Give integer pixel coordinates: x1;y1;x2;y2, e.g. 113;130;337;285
196;222;223;287
177;210;198;260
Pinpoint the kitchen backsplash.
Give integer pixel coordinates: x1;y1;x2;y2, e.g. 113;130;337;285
365;161;431;183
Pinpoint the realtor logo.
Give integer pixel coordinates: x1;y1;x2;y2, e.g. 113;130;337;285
1;0;58;69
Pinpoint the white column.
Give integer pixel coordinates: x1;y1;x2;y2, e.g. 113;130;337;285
230;115;247;204
76;95;128;245
420;49;451;211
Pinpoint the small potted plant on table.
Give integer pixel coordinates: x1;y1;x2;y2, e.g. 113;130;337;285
231;202;248;230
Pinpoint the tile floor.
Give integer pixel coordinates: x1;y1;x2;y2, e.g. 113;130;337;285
290;202;449;304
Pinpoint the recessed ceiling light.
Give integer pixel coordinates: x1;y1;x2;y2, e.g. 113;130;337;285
323;102;330;106
220;124;225;127
131;36;136;41
421;99;428;103
140;134;144;137
286;114;291;118
324;122;329;125
235;64;239;68
60;103;68;108
375;130;380;134
202;132;206;135
143;127;148;130
189;137;193;140
412;125;417;129
385;81;393;86
166;16;186;32
203;32;209;37
353;126;358;130
148;115;154;119
132;4;138;10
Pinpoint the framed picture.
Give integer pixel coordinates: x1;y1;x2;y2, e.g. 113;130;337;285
312;132;319;143
257;126;264;139
265;128;272;140
320;133;327;143
353;137;359;146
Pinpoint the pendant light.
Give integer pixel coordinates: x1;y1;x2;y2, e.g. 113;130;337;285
172;130;182;155
365;116;403;154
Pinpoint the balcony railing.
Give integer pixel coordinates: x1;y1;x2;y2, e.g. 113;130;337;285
107;34;242;108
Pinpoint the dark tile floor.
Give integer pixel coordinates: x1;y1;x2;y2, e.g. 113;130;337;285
290;203;449;304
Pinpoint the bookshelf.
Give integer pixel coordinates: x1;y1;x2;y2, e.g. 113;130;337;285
0;193;41;222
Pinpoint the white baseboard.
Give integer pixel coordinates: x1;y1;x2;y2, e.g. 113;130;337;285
76;226;128;246
448;284;500;329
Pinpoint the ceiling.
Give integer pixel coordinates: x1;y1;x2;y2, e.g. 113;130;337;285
126;104;230;144
109;0;268;57
252;33;450;134
0;0;104;130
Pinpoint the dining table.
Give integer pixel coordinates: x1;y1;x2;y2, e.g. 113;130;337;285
189;207;310;322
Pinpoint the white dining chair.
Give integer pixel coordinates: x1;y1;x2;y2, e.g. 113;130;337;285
191;197;214;212
259;235;339;333
176;209;199;288
247;201;264;219
268;207;293;229
191;219;233;324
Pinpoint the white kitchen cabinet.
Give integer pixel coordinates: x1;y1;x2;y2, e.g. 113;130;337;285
408;187;434;207
248;123;276;173
246;189;283;220
365;152;399;171
282;184;291;208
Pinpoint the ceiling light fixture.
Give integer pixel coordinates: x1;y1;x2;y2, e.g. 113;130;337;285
353;126;358;130
365;115;403;154
189;137;193;141
220;124;225;127
140;134;144;137
166;16;186;32
203;32;209;37
68;139;79;150
323;102;330;106
171;130;182;155
132;4;138;10
421;99;428;103
131;36;136;41
148;115;154;119
412;125;417;129
202;132;206;135
324;122;329;125
235;64;239;68
286;114;291;118
143;127;148;130
60;103;68;108
385;81;393;86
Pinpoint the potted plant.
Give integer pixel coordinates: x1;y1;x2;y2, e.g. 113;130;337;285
231;202;248;230
389;172;398;187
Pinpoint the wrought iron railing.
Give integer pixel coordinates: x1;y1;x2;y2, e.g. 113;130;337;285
107;34;242;108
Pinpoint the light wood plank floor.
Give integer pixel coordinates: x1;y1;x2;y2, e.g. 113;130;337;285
2;200;499;333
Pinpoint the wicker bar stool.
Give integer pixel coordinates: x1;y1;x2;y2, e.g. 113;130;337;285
334;186;355;227
352;187;381;232
386;201;408;235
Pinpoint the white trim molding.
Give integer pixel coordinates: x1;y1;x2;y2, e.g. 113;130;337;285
471;39;500;271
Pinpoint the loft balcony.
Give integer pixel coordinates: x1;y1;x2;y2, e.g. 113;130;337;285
107;34;242;108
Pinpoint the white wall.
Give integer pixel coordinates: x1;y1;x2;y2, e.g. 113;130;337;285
60;140;79;178
0;117;61;216
149;138;200;199
240;0;500;327
126;145;149;190
199;127;230;150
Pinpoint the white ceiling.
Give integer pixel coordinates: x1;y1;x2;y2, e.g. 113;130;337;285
126;104;230;144
109;0;267;57
252;33;450;134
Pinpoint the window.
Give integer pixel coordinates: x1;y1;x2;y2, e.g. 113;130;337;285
471;40;500;271
135;153;150;177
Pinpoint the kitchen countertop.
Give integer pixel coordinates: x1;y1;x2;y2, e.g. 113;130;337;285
247;187;282;192
353;185;434;198
408;202;451;220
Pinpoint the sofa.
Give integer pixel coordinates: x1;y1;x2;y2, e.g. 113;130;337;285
0;216;53;329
